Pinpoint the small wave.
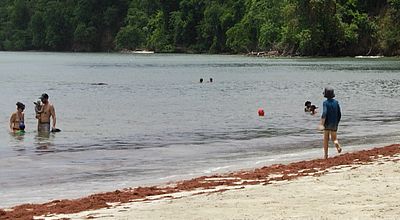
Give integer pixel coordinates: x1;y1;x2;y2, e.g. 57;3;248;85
203;165;232;174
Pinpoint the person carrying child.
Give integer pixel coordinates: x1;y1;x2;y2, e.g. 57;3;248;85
36;93;57;133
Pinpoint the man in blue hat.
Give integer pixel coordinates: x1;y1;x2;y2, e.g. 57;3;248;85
36;93;56;132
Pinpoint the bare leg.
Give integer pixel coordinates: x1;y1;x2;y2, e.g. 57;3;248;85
323;130;330;159
331;131;342;153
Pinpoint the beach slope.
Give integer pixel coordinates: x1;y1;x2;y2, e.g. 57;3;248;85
1;144;399;220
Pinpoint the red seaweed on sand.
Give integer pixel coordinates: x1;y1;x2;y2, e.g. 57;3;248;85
1;144;399;220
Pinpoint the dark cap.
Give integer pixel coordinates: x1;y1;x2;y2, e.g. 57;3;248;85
323;87;335;99
16;102;25;109
40;93;49;100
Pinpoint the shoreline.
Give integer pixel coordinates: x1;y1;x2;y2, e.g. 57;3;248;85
48;150;400;220
0;144;399;220
1;50;398;58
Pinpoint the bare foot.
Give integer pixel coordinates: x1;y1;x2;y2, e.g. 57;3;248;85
334;141;342;153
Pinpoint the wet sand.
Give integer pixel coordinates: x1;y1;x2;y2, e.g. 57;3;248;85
1;144;399;220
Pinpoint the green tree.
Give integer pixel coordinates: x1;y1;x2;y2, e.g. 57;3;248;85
43;1;73;50
198;1;242;53
11;0;30;30
30;12;46;49
147;10;172;52
170;11;186;48
115;25;145;50
0;0;398;55
226;20;252;53
73;23;97;51
171;0;206;51
378;0;400;55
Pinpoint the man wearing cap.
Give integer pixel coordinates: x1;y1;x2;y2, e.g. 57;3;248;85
36;93;56;132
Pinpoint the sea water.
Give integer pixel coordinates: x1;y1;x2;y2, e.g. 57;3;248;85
1;52;400;208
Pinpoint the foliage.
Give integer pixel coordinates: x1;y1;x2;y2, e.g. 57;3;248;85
0;0;399;55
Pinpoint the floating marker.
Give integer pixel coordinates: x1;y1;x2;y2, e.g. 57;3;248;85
258;108;265;116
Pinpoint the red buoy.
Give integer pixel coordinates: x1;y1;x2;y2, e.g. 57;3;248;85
258;108;265;116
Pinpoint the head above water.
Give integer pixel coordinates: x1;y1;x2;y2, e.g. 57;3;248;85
310;105;317;111
323;87;335;99
16;102;25;111
40;93;49;102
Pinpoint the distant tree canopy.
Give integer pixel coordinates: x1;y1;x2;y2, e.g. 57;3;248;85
0;0;399;56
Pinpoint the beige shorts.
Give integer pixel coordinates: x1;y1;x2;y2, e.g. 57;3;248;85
38;123;50;132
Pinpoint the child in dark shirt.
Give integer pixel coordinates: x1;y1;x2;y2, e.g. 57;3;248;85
319;87;342;159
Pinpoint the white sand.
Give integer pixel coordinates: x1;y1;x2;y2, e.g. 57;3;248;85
42;156;400;220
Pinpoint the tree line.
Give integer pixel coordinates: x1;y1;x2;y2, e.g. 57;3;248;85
1;0;400;56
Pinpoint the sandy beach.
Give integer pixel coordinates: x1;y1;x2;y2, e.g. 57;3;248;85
49;154;400;220
1;144;399;220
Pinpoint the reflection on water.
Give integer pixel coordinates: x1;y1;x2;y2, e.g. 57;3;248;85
9;131;25;150
9;130;56;153
34;132;55;153
10;131;25;140
0;53;400;208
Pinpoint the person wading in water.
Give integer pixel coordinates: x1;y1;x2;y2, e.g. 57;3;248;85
10;102;25;133
36;93;57;133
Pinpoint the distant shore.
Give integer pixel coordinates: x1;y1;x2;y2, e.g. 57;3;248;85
1;50;395;58
1;144;399;220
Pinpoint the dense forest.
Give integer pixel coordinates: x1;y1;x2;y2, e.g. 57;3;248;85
0;0;400;56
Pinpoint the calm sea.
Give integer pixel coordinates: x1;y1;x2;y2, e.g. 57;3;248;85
1;52;400;208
